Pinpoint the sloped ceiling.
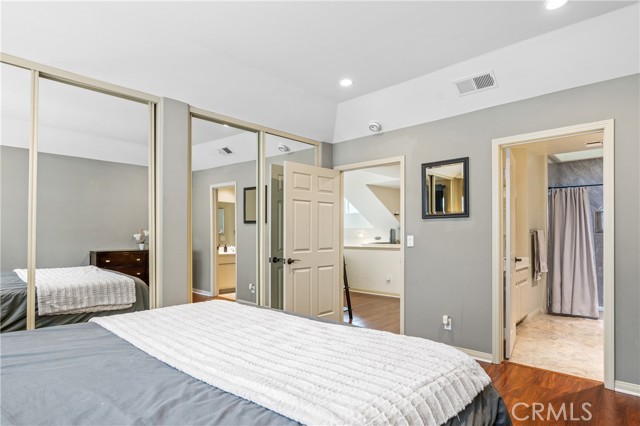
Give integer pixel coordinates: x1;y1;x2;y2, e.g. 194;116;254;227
1;1;637;154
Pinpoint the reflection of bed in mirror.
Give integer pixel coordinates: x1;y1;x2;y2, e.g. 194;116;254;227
0;266;149;333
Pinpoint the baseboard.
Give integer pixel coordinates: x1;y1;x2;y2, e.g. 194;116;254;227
349;288;400;298
614;380;640;397
192;289;212;297
455;347;493;363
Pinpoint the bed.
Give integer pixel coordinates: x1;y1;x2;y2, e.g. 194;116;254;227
0;300;510;426
0;268;149;333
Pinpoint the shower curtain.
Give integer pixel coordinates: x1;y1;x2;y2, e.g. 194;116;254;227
548;187;599;318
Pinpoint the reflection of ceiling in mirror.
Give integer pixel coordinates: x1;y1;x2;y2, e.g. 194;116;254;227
2;64;150;166
425;164;463;179
191;132;316;171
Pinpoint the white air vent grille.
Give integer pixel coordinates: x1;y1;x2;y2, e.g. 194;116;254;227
454;71;498;96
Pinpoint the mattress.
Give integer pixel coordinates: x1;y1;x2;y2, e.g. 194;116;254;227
0;271;149;333
0;319;511;425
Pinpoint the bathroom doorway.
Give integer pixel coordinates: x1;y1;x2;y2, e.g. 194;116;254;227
336;157;405;334
492;120;614;388
211;183;237;301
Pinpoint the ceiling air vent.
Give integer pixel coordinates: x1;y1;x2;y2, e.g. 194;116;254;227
454;71;498;96
218;147;233;155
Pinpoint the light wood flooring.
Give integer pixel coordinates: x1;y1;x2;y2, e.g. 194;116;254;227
481;361;640;426
192;292;234;303
344;291;400;334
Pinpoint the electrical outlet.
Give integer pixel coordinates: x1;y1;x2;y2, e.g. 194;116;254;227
443;315;452;331
407;235;414;247
249;283;256;294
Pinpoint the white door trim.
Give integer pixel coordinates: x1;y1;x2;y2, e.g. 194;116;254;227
209;182;237;297
335;156;405;334
491;120;615;389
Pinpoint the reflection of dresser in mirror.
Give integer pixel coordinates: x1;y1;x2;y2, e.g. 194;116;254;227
90;249;149;285
217;253;236;293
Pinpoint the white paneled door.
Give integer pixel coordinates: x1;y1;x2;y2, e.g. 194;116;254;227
283;161;341;321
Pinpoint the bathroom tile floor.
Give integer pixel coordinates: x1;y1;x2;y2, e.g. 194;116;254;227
509;312;604;381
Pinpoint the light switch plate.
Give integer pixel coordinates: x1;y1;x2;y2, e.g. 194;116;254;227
407;235;414;247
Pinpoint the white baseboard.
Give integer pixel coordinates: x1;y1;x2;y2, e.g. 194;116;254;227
349;288;400;298
614;380;640;397
192;289;212;297
455;347;493;363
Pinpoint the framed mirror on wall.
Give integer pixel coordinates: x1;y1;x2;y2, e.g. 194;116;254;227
421;157;469;219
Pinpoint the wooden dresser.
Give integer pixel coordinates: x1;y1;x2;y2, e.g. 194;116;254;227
90;249;149;285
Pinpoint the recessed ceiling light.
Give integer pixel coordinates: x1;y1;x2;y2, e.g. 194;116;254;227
339;78;353;87
222;124;229;127
544;0;569;10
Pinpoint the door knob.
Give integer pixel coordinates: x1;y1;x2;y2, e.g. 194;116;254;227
269;256;282;264
286;258;300;265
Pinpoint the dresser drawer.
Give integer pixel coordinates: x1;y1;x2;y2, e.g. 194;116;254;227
106;266;147;282
95;251;148;267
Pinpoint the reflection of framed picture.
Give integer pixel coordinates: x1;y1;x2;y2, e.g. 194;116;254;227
243;187;257;223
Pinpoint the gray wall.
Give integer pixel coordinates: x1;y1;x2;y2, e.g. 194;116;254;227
332;74;639;385
548;158;604;308
192;160;257;303
0;146;148;270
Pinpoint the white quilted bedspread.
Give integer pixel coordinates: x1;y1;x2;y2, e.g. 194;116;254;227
92;301;490;426
14;266;135;315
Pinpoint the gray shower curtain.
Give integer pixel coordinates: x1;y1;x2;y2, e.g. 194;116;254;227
548;187;599;318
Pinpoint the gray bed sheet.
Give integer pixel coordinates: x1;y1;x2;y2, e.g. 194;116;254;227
0;271;149;333
1;321;511;426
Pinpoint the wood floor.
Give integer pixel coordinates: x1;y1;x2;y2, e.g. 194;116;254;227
192;293;233;303
480;361;640;426
344;291;400;334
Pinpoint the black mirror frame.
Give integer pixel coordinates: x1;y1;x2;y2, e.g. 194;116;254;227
421;157;469;219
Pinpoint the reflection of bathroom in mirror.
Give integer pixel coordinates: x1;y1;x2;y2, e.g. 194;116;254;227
422;157;469;218
213;185;237;298
216;186;236;249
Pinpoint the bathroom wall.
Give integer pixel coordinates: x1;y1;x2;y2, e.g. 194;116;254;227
548;158;604;308
512;148;548;316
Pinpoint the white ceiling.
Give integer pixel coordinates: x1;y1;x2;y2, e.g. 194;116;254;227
1;0;635;146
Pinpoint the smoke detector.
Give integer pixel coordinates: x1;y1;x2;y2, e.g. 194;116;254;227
368;121;382;133
277;143;290;153
217;147;233;155
454;71;498;96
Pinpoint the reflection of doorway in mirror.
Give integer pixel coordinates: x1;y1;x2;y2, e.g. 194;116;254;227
211;184;237;300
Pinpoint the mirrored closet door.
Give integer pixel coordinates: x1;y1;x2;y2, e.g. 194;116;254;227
34;77;151;328
191;116;258;304
0;63;31;332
